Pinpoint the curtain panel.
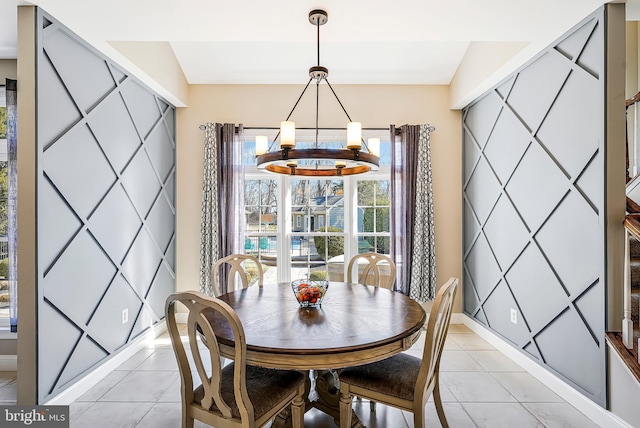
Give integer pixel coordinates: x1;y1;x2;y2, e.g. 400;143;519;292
199;123;245;296
6;79;17;332
390;124;437;301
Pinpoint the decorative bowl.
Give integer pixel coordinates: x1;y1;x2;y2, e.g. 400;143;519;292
291;279;329;308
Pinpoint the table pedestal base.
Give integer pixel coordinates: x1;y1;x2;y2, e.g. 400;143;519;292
271;370;363;428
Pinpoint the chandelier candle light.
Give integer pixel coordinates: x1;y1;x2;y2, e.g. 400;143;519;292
255;9;380;176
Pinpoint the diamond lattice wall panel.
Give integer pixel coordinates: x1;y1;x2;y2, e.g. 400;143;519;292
35;9;176;402
121;149;163;218
576;153;603;211
43;28;116;114
38;303;83;399
43;123;116;219
483;107;531;185
42;231;117;323
574;281;605;341
537;67;600;178
147;263;177;320
120;80;163;139
87;274;144;352
464;157;502;225
88;93;141;174
88;185;143;265
536;191;600;297
483;197;529;270
505;245;568;334
482;280;531;347
462;7;611;406
465;234;501;302
146;122;175;183
146;193;175;253
463;201;480;251
121;228;164;296
37;55;82;147
463;92;503;150
463;270;480;316
39;179;82;270
506;53;570;133
535;309;602;395
504;142;569;231
463;129;481;183
55;337;109;390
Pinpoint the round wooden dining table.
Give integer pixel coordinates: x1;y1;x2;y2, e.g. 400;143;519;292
207;282;426;427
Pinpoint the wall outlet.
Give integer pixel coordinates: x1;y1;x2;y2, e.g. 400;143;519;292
510;308;517;324
121;308;129;324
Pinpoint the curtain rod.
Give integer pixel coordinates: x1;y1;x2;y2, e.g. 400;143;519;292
198;125;411;135
198;125;394;131
197;125;436;134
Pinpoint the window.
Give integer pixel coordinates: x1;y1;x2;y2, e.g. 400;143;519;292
356;180;390;254
243;128;391;283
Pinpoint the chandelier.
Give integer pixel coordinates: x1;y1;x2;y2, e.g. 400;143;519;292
255;9;380;177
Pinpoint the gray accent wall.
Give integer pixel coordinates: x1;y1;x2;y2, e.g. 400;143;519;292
34;10;176;402
462;6;621;406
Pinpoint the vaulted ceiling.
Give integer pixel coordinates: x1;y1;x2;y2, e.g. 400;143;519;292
1;1;637;104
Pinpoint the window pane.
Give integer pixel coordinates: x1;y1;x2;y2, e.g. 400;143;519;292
358;236;374;253
245;179;277;232
358;236;390;255
375;180;391;204
290;233;344;282
376;236;391;254
376;207;390;232
359;207;375;233
379;141;391;166
243;140;257;165
0;107;5;139
357;181;375;206
244;235;278;282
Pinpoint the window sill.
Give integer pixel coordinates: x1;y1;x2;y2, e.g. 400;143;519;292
0;330;16;339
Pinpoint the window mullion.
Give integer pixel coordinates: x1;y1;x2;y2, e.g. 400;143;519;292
279;174;291;282
344;176;356;279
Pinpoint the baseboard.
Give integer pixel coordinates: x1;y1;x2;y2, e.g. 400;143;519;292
463;315;634;428
0;355;16;371
450;313;464;324
175;312;188;324
44;321;167;405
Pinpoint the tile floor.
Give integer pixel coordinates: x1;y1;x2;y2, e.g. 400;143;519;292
0;324;602;427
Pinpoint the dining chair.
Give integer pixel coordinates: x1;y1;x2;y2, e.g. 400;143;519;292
166;291;306;428
346;252;396;290
211;254;264;297
338;277;459;428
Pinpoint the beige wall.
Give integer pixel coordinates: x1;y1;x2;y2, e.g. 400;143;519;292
109;41;189;107
0;59;17;80
176;84;464;312
449;41;530;109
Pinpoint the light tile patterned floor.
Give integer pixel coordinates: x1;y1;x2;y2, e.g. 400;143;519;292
0;324;602;427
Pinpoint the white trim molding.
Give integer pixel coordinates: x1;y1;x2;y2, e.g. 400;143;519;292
0;355;16;371
463;315;634;428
